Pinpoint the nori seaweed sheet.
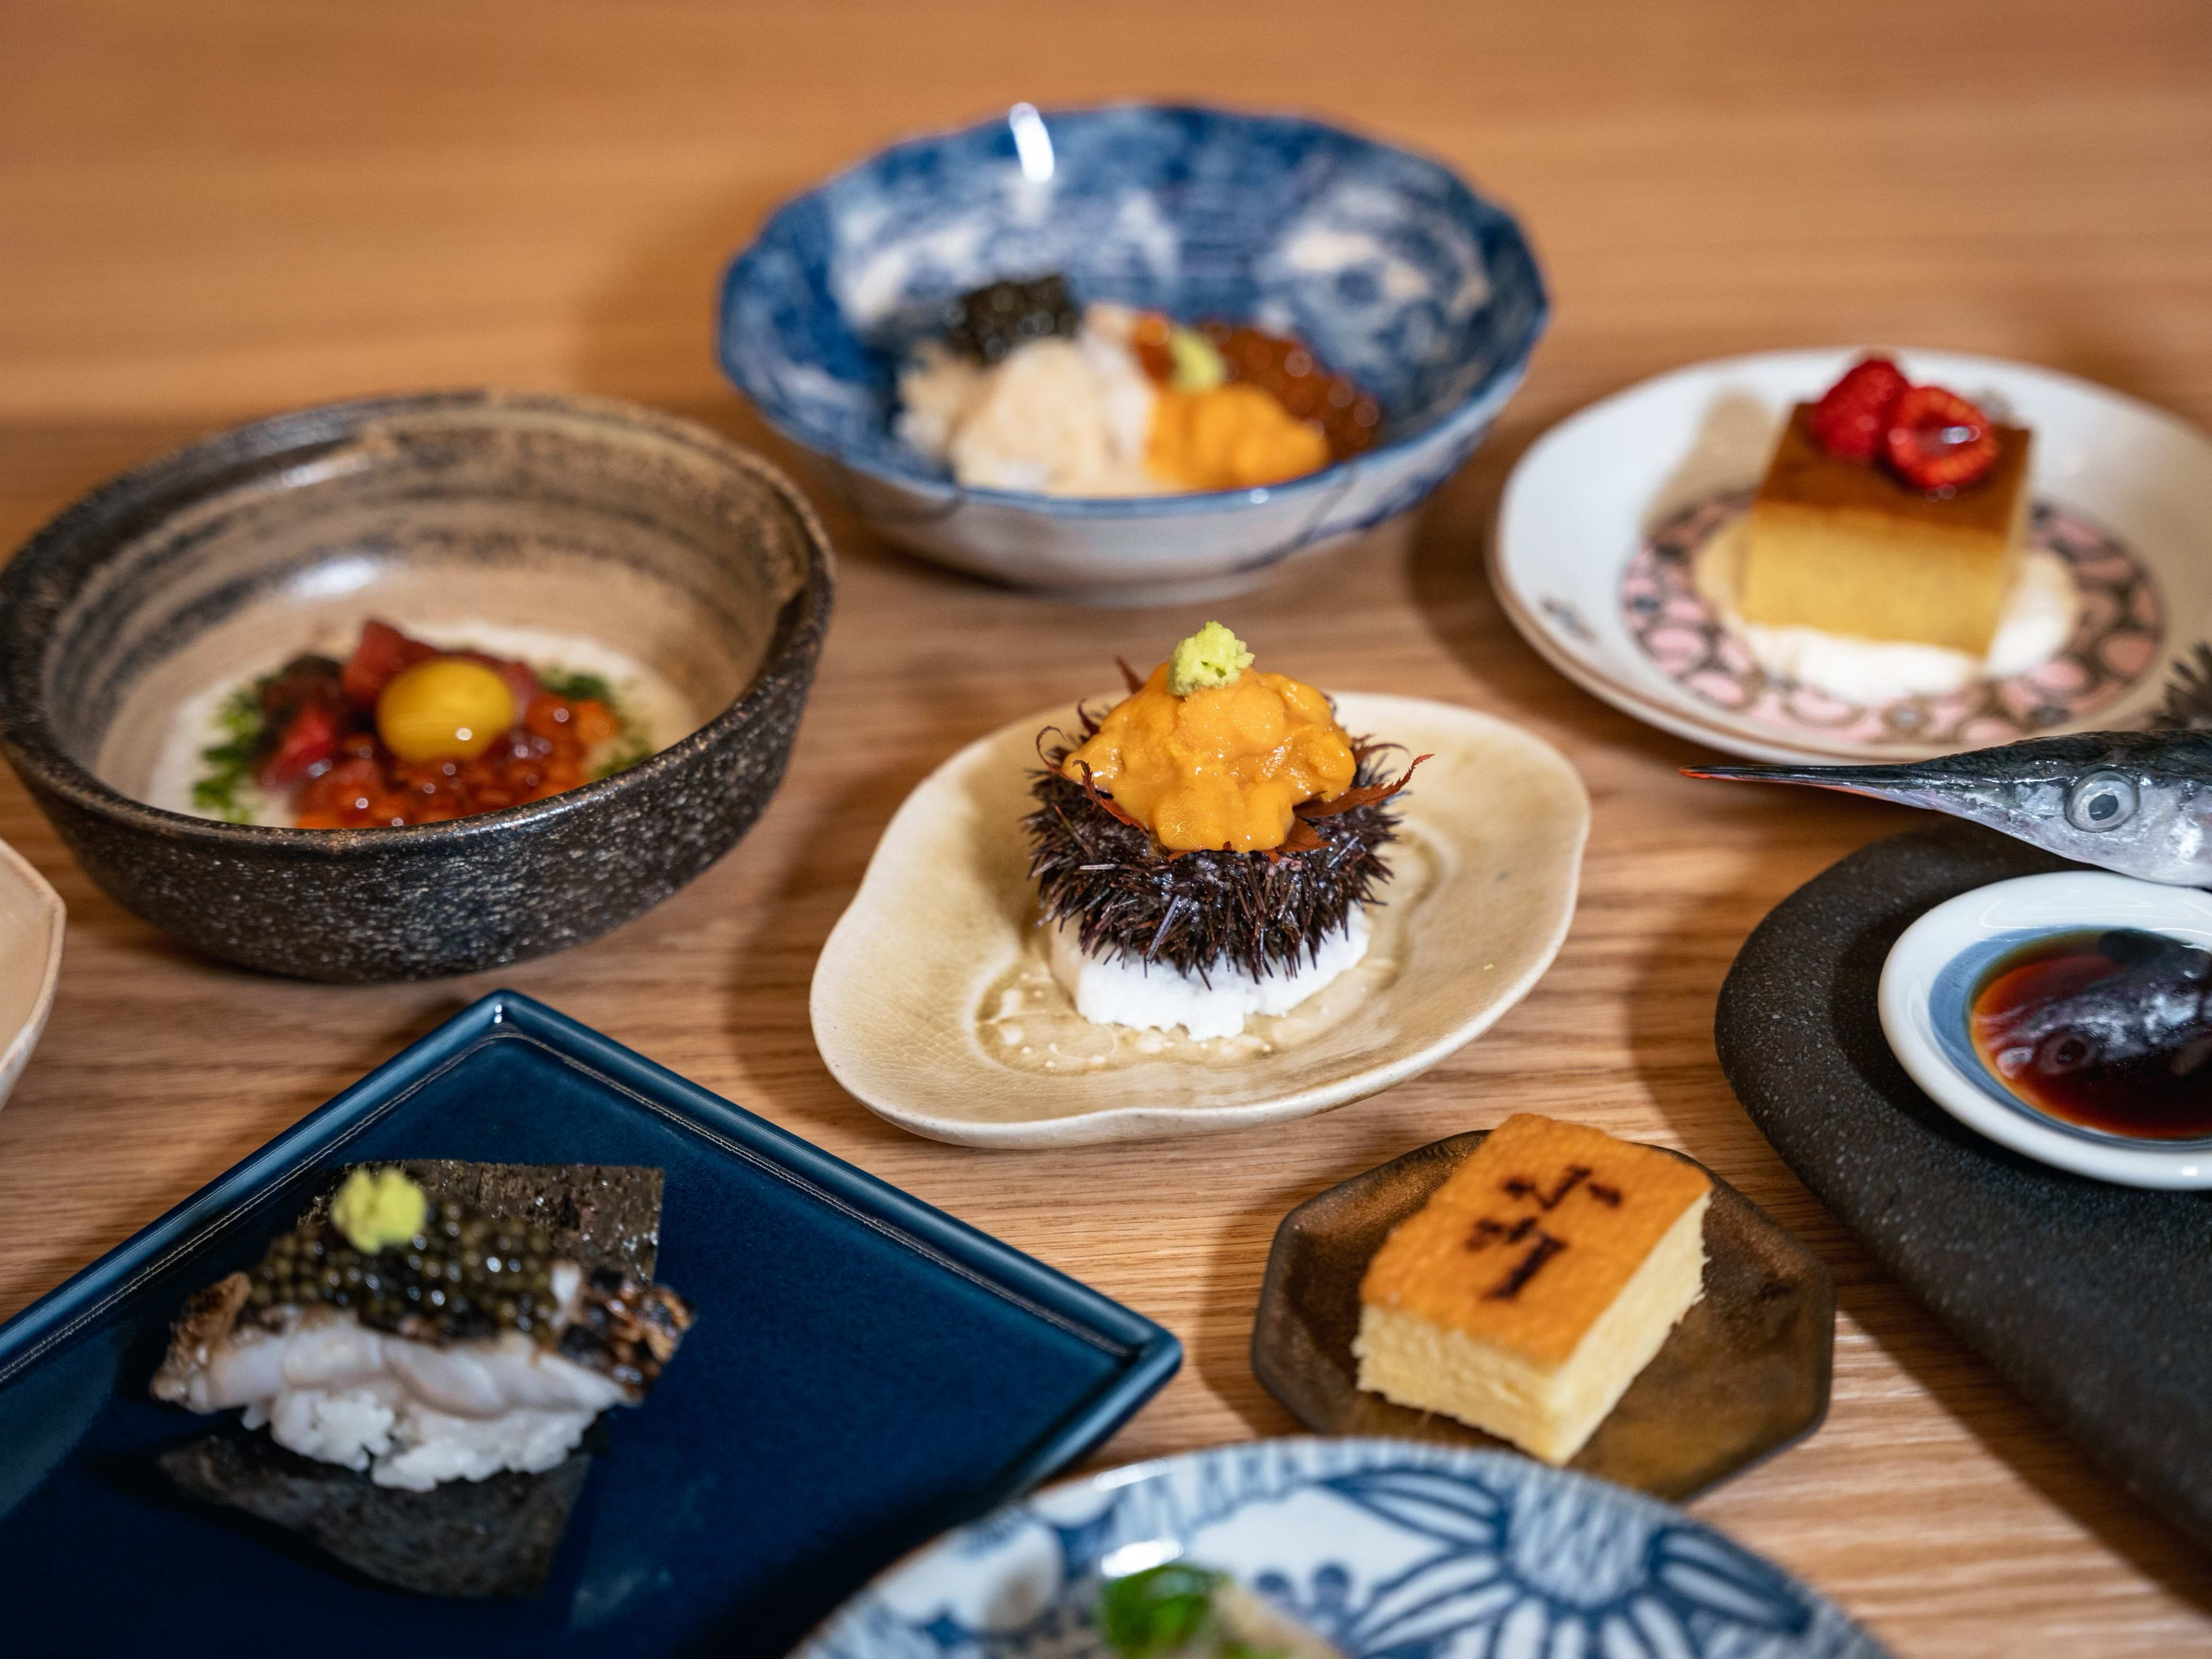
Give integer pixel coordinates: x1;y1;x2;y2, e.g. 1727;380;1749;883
160;1433;591;1599
299;1161;664;1277
159;1160;666;1597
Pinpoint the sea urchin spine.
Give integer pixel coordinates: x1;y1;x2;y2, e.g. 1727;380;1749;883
1025;707;1412;983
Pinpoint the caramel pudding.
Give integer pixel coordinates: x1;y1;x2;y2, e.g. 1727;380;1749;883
1740;404;2033;656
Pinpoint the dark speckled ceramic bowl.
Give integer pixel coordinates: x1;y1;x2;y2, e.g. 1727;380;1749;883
0;389;834;982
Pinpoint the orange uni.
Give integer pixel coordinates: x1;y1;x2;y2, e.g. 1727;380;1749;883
1146;384;1331;491
1060;661;1357;852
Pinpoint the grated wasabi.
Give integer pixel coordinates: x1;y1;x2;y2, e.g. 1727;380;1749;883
328;1166;428;1253
1166;623;1254;696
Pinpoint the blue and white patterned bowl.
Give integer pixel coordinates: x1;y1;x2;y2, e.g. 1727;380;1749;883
797;1437;1888;1659
719;104;1547;604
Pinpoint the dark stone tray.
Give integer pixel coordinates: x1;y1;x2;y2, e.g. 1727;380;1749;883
1717;820;2212;1551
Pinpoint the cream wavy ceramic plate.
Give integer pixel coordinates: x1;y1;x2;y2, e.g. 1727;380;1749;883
810;693;1588;1147
1492;349;2209;765
0;837;65;1113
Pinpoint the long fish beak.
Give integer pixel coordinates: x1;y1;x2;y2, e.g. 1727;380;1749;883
1680;762;1956;806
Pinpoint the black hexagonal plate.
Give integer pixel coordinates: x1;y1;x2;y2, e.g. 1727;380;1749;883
1252;1131;1834;1501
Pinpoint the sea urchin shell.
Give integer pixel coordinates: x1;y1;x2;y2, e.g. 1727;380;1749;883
1024;706;1408;982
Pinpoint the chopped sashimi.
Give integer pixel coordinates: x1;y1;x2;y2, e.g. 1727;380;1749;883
259;700;342;786
202;619;643;827
341;618;440;706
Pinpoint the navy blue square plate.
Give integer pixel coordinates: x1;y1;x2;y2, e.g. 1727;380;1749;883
0;991;1179;1657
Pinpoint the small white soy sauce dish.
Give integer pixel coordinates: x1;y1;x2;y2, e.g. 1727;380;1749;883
1881;871;2212;1188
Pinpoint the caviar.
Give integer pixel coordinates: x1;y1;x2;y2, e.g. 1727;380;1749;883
247;1199;561;1346
945;274;1081;364
243;1192;694;1387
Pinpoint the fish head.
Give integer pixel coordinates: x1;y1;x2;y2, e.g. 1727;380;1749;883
1982;931;2212;1075
1685;732;2212;885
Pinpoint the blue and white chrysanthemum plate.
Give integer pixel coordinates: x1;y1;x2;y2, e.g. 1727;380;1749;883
796;1438;1890;1659
719;103;1546;604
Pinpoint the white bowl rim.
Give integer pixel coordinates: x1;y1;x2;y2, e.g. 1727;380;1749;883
0;837;65;1097
1878;870;2212;1188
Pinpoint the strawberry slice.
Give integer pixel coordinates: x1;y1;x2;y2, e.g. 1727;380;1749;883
260;700;342;786
340;619;438;707
1884;384;1998;494
1808;357;1909;462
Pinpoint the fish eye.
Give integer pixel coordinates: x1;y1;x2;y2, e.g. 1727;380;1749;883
2065;771;2139;832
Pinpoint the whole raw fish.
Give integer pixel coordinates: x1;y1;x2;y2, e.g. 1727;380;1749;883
1686;730;2212;886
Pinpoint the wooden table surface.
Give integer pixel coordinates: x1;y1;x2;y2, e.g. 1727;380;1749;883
5;3;2211;1652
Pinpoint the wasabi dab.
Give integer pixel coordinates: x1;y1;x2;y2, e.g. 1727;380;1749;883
1167;622;1255;696
328;1166;429;1253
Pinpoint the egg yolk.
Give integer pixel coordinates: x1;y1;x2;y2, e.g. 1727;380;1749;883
1146;383;1332;492
1061;661;1356;853
375;657;517;763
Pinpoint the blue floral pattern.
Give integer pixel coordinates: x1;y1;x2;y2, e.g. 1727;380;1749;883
800;1440;1888;1659
716;105;1546;597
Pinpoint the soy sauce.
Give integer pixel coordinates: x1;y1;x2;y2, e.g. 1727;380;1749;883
1969;927;2212;1140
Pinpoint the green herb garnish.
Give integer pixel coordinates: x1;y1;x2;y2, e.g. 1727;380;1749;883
1097;1563;1271;1658
590;736;652;781
541;665;653;780
537;667;613;703
190;681;268;823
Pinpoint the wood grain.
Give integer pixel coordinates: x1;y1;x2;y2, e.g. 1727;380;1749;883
3;3;2211;1652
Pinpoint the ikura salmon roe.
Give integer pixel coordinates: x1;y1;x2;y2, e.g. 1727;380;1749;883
254;621;634;829
291;694;615;828
1128;312;1381;464
1198;323;1381;461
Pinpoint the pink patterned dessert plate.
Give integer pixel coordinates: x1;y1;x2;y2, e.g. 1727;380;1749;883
1490;349;2211;764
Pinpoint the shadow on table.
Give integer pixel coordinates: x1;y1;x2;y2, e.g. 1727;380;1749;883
0;965;472;1321
720;745;963;1150
1187;1114;1440;1438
